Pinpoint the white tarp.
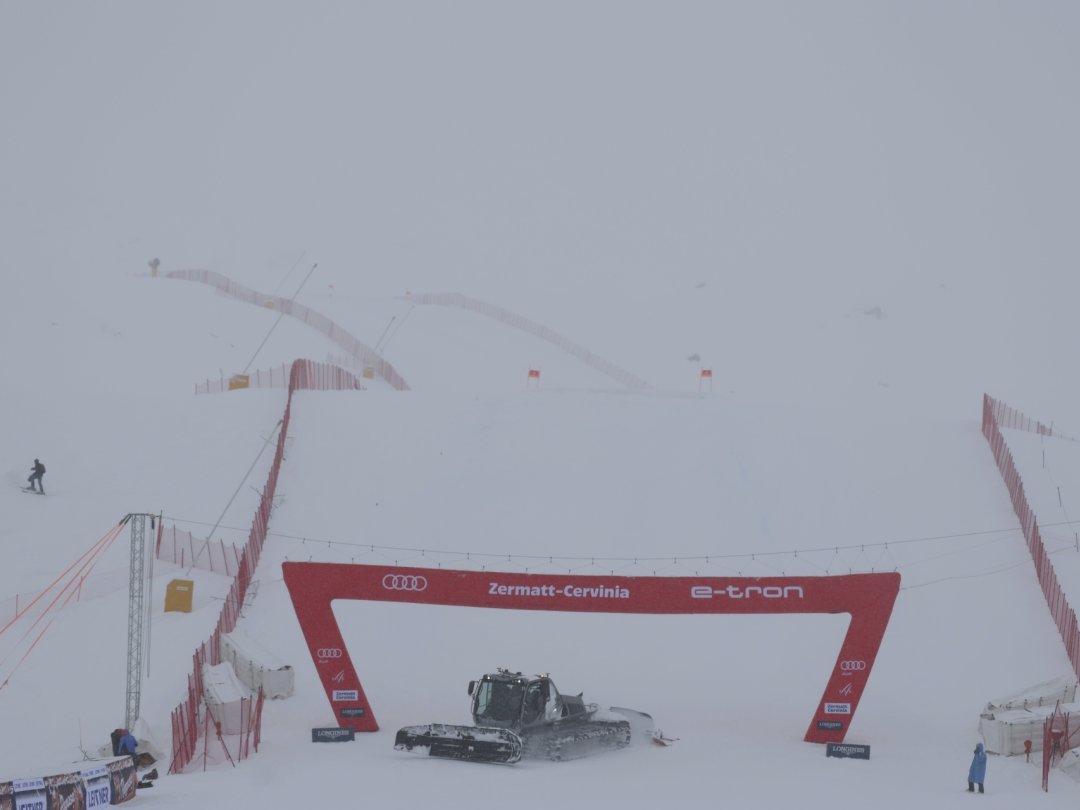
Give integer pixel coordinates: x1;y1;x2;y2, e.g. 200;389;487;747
979;701;1080;755
202;662;252;735
221;630;294;699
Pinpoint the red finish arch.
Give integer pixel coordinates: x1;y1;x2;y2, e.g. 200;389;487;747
282;562;900;744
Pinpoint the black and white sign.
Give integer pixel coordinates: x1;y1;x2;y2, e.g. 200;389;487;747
826;742;870;760
82;766;111;808
12;780;44;810
312;727;356;743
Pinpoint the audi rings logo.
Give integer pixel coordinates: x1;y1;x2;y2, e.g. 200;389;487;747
317;648;343;659
382;574;429;592
840;660;867;671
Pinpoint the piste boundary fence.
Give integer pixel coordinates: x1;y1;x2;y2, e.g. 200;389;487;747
166;269;410;391
982;394;1080;681
402;291;652;390
168;359;365;774
195;362;366;395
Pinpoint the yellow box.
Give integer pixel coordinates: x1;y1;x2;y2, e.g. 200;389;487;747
228;374;250;390
164;579;194;613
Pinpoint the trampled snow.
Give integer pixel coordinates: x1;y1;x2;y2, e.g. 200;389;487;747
2;3;1080;808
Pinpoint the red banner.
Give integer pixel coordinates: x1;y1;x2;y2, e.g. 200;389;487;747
283;563;900;743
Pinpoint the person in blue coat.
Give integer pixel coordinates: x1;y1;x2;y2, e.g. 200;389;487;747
118;729;138;768
968;742;987;793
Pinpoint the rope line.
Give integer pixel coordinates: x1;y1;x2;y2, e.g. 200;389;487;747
160;513;1029;565
0;522;124;637
0;521;126;691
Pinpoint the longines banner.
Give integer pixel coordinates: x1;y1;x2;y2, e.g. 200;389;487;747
282;562;901;744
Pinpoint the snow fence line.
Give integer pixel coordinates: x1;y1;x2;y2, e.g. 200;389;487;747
167;358;362;774
157;526;243;576
401;291;653;390
166;269;656;393
981;396;1080;792
982;394;1080;682
194;361;367;395
165;269;410;391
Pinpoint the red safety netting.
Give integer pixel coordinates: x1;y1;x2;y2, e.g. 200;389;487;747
982;394;1080;682
167;269;410;391
168;358;356;774
983;394;1080;791
195;361;367;395
1042;702;1080;790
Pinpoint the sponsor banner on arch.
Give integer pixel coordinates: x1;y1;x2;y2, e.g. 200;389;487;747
283;562;900;744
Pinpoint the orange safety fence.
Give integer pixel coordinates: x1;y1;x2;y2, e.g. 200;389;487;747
982;394;1080;684
156;526;243;576
195;361;366;395
168;358;357;774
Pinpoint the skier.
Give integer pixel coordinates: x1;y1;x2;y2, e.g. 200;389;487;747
967;741;987;793
26;459;45;494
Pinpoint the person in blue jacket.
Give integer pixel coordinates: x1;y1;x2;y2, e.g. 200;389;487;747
118;729;138;768
967;742;987;793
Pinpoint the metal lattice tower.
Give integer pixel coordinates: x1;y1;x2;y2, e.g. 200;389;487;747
124;513;155;730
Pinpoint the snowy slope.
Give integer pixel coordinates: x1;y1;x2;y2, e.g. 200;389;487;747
2;274;1078;808
3;3;1080;808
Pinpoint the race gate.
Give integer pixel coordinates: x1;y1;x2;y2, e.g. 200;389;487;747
282;562;900;743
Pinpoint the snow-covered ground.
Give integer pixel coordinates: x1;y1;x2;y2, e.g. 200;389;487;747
2;3;1080;808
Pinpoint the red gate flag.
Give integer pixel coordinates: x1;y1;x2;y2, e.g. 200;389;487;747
283;563;900;744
